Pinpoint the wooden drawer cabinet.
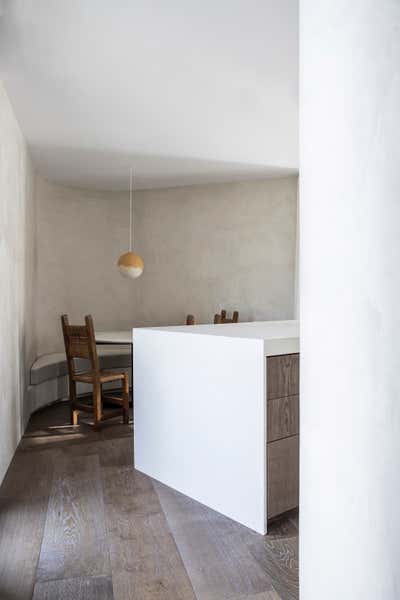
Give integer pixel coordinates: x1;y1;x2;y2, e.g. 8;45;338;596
267;435;299;519
267;395;299;442
266;353;299;521
267;354;299;400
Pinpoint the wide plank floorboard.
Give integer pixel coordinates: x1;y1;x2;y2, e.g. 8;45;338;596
233;593;281;600
101;466;196;600
36;454;111;582
154;481;276;600
0;403;298;599
0;496;48;600
248;519;298;600
0;447;55;500
32;575;114;600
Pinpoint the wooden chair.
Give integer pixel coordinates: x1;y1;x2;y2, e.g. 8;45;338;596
186;314;195;325
214;309;239;324
61;314;129;430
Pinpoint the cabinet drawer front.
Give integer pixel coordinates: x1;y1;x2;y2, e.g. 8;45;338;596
267;395;299;442
267;435;299;519
267;354;299;400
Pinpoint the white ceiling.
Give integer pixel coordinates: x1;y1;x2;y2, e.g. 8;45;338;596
0;0;298;190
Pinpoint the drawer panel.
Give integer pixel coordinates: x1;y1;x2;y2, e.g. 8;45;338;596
267;395;299;442
267;354;299;400
267;435;299;519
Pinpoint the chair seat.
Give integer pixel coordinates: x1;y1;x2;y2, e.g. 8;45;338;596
73;369;127;384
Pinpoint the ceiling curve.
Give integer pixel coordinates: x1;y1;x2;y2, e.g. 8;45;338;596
0;0;298;190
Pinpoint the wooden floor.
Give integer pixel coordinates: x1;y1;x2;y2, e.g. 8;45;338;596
0;402;298;600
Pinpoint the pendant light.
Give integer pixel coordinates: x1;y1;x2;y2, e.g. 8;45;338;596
117;167;144;279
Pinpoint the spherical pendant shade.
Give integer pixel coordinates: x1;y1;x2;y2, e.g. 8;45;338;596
117;251;144;279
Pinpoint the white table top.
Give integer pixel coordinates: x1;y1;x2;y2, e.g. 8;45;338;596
96;321;299;354
95;330;132;344
138;320;299;356
144;320;298;340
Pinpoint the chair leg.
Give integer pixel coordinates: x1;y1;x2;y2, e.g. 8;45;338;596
123;373;129;424
72;410;79;426
93;381;102;431
69;380;78;426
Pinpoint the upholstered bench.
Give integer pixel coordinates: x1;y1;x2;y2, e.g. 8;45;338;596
28;346;131;414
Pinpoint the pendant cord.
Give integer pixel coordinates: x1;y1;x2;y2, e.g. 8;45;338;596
129;167;133;251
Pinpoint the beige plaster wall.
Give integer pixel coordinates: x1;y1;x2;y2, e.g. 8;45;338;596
35;177;133;354
0;82;36;482
134;178;298;327
35;176;297;354
36;178;297;354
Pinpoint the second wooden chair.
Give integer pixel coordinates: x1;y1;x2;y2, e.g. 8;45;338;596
214;309;239;324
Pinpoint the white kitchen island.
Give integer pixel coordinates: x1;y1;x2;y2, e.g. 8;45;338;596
133;320;299;534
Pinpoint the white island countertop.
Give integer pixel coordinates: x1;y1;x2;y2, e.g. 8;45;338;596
139;319;299;356
134;319;299;534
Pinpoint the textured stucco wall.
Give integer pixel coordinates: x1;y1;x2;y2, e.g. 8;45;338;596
300;2;400;598
134;178;298;327
35;177;135;354
35;176;297;354
0;82;36;483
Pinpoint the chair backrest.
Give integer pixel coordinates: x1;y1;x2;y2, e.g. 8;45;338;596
214;309;239;324
61;314;100;376
186;314;195;325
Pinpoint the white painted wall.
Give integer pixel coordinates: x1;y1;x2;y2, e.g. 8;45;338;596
35;176;298;354
0;82;36;483
300;2;400;598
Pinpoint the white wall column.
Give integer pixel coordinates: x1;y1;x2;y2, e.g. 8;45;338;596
300;2;400;599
